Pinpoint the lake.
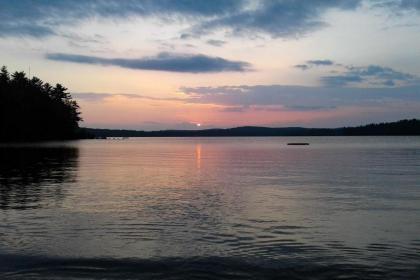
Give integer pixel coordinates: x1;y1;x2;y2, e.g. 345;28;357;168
1;137;419;279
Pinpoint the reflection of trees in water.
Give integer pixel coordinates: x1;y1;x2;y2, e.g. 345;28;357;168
0;147;78;209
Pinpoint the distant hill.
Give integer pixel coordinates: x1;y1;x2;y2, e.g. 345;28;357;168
82;119;420;138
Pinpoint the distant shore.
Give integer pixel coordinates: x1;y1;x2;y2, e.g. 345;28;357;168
81;119;420;138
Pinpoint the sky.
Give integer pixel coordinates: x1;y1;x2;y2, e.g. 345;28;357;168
1;0;420;130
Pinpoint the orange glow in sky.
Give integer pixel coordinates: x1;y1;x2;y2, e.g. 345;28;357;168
1;1;419;129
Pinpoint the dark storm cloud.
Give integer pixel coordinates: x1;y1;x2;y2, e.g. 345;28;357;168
46;52;251;73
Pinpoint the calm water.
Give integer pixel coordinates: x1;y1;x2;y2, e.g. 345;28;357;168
0;137;419;279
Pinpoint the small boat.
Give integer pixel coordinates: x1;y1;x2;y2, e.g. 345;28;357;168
287;143;309;145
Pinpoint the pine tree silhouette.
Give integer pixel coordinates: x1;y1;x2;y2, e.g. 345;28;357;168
0;66;82;141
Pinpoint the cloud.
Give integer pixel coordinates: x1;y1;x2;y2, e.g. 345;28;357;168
219;106;249;112
294;59;335;70
294;64;310;70
181;84;420;110
0;0;361;39
0;0;245;37
398;0;420;10
46;52;251;73
378;0;420;12
0;23;54;37
206;39;227;47
219;104;336;113
349;65;415;81
295;59;418;87
3;1;420;40
88;121;207;131
322;64;417;87
194;0;361;38
179;33;194;40
72;92;183;102
133;121;205;131
321;75;364;87
307;59;334;66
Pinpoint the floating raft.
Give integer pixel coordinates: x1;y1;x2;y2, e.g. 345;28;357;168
287;143;309;145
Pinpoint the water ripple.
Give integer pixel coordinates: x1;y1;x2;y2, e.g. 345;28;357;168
1;254;419;280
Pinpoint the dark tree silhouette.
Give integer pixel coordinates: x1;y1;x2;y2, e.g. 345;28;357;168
0;66;82;142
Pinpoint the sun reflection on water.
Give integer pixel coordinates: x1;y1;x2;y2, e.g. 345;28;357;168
195;144;201;170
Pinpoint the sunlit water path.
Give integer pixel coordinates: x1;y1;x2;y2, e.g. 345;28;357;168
1;137;419;279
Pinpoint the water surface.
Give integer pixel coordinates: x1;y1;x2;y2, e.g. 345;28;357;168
1;137;419;279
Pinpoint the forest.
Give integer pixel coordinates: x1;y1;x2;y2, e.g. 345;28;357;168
0;66;82;142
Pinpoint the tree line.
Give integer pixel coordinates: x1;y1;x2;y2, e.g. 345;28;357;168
0;66;82;142
85;119;420;138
